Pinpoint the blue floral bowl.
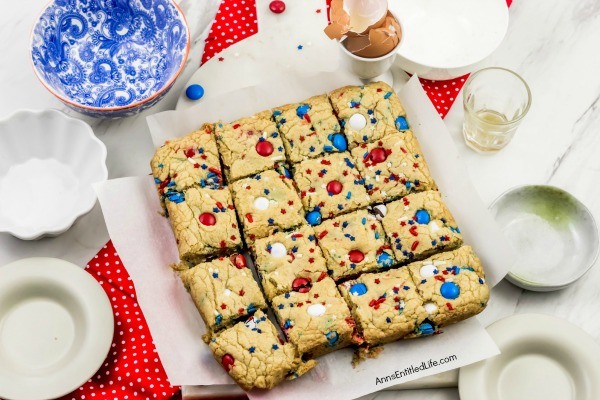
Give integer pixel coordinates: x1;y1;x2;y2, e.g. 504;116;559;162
31;0;190;118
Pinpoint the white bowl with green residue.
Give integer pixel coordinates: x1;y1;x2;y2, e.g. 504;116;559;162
490;185;599;291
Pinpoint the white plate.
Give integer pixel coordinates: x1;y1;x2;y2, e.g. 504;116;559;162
459;313;600;400
389;0;509;80
0;258;114;400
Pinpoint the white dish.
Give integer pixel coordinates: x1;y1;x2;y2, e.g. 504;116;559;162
0;258;114;400
490;185;599;291
389;0;509;80
0;109;108;240
459;313;600;400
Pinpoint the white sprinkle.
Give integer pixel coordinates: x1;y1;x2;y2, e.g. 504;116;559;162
187;157;197;165
429;221;440;232
224;289;232;296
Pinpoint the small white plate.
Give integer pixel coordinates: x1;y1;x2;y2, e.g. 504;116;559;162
0;258;114;400
389;0;509;80
459;313;600;400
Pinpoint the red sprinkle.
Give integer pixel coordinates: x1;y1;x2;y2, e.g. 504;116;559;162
318;230;329;239
411;241;419;251
184;148;195;158
232;124;240;129
304;113;311;123
317;271;328;282
409;226;418;237
239;289;245;296
245;213;254;223
446;302;454;311
220;303;227;310
434;275;446;282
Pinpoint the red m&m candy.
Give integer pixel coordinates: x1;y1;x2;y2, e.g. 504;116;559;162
326;180;343;195
256;140;274;157
269;0;286;13
348;250;365;263
199;212;216;226
231;254;247;269
221;354;235;371
369;147;388;164
292;277;312;293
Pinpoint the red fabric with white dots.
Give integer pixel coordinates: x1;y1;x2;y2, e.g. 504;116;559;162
201;0;512;118
60;241;179;400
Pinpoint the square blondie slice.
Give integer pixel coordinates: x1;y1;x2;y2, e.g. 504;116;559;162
230;169;304;244
209;311;316;391
272;94;347;163
380;190;463;264
313;209;396;281
339;267;429;345
351;131;437;203
180;255;267;335
151;124;223;209
293;152;371;220
272;279;354;358
406;246;489;328
329;81;409;148
215;110;286;182
165;187;242;265
251;226;329;300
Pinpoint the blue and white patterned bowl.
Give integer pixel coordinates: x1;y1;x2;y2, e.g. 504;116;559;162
31;0;190;118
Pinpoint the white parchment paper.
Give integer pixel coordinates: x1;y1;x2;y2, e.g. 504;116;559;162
96;74;514;398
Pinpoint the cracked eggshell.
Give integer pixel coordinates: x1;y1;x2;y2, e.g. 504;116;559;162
344;11;402;58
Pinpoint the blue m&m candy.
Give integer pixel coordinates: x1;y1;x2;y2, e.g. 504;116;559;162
306;210;322;226
418;321;435;336
440;282;460;300
325;331;339;346
395;116;409;130
415;209;431;225
185;84;205;100
349;283;368;296
330;133;348;151
377;252;394;268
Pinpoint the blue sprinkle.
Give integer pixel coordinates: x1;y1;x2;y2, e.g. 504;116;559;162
272;132;279;138
309;146;316;152
284;293;291;299
296;104;310;118
280;118;287;124
440;282;460;300
415;209;431;225
292;246;298;252
268;218;275;225
323;145;334;152
375;232;380;239
325;331;339;346
167;181;175;187
165;190;185;204
297;45;303;50
479;278;485;284
158;163;163;168
349;283;368;296
283;319;293;329
272;344;279;350
154;178;161;184
185;84;204;100
278;304;284;309
370;118;377;124
377;253;394;268
346;192;352;199
386;317;392;323
264;189;270;195
395;116;409;130
330;133;348;151
273;110;282;117
248;346;255;353
212;207;219;213
384;91;392;99
212;272;218;278
278;146;284;152
421;279;426;284
431;240;437;246
342;221;349;228
361;217;367;225
247;303;257;313
403;285;410;290
350;100;360;108
337;204;344;210
367;109;374;115
215;314;222;325
308;235;315;241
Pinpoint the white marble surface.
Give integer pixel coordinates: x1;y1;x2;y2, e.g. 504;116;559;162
1;0;599;399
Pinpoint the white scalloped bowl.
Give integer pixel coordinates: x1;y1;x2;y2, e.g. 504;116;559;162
0;110;107;240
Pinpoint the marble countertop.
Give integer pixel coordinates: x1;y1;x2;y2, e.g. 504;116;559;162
1;0;599;399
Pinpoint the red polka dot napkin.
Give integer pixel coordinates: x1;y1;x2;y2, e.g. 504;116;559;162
60;241;179;400
202;0;512;118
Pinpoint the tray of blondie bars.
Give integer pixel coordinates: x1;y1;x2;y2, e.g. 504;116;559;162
95;72;513;399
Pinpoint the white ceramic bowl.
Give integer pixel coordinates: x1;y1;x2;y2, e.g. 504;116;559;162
389;0;509;80
0;110;108;240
